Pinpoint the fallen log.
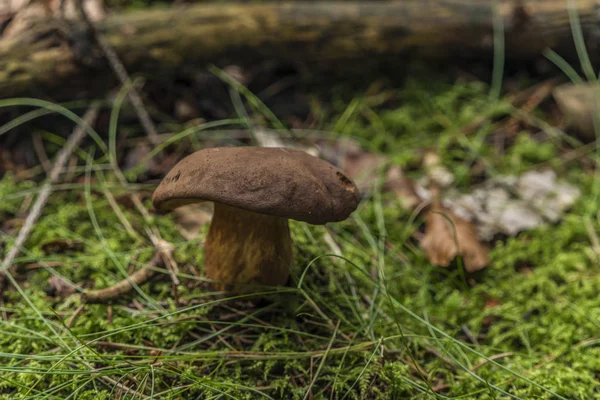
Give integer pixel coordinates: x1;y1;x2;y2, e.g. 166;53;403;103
0;0;598;98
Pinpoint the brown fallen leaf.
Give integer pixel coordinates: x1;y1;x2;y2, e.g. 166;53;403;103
316;139;387;192
322;140;423;209
383;166;422;210
420;192;490;273
342;146;388;191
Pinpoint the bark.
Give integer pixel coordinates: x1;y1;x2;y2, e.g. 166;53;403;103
0;0;598;97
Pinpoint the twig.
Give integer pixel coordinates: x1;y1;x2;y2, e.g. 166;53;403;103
75;2;183;301
146;227;180;286
0;105;100;292
25;261;77;270
84;264;157;303
75;1;184;300
83;246;170;303
503;78;558;137
462;78;558;136
75;0;159;145
18;193;33;215
66;303;86;328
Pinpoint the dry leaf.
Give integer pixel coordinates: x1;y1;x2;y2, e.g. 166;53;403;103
421;199;490;272
383;166;422;210
342;147;387;192
318;139;388;193
319;139;425;208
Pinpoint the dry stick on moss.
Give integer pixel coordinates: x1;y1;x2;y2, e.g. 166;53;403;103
114;183;182;292
74;0;183;292
83;263;157;303
86;58;180;296
66;303;86;328
0;105;100;291
83;241;173;303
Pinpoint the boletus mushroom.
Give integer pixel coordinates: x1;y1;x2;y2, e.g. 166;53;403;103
152;146;360;292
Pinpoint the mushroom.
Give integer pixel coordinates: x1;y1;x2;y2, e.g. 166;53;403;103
152;146;360;292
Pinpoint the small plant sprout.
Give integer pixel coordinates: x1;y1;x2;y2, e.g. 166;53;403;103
152;146;360;293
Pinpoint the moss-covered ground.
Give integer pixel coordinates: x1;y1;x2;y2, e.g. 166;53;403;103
1;73;600;399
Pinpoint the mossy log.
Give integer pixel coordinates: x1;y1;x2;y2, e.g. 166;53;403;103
0;0;599;97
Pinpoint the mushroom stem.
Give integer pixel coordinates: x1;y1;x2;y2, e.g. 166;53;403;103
204;203;292;292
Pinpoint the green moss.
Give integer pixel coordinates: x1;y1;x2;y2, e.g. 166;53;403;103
2;77;599;399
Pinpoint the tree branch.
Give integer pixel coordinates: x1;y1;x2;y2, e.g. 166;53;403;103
0;0;597;98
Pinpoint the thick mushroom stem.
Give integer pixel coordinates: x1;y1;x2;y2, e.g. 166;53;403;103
204;203;292;292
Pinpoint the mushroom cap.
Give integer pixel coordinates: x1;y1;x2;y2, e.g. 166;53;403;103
152;146;360;225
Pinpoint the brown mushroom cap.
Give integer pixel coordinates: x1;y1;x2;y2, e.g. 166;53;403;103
152;147;360;224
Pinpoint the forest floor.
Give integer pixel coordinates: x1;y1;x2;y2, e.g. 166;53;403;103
1;57;600;399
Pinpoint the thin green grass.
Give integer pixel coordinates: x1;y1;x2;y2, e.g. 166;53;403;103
0;82;592;399
2;11;600;398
